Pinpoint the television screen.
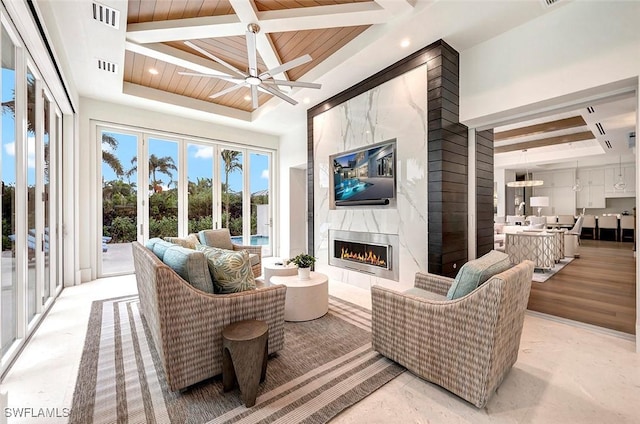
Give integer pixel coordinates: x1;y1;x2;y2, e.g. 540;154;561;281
330;140;396;207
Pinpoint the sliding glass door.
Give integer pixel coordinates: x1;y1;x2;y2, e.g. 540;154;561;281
187;143;215;233
249;152;272;256
1;25;17;355
99;129;275;277
147;137;179;239
100;129;140;275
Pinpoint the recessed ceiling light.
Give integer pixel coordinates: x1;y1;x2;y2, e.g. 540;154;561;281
244;95;252;101
148;68;159;75
303;98;310;104
400;38;410;48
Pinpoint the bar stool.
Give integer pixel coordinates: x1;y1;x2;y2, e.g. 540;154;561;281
598;216;618;241
582;215;597;239
620;215;635;242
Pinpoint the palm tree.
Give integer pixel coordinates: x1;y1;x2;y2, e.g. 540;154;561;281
102;134;124;177
221;150;242;229
148;154;177;190
125;155;177;190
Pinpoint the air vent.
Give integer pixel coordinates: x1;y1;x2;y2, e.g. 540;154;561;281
540;0;561;7
595;122;605;135
604;140;612;149
586;106;595;114
97;59;118;73
92;2;120;29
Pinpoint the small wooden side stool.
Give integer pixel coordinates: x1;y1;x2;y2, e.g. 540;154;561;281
222;319;269;407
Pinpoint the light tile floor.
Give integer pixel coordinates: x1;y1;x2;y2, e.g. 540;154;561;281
1;273;639;423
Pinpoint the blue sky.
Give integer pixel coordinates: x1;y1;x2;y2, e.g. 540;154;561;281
101;131;269;194
2;65;268;193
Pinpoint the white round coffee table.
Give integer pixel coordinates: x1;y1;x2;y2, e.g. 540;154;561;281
263;262;298;284
270;272;329;322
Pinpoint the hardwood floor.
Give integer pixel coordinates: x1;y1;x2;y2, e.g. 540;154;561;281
527;239;637;334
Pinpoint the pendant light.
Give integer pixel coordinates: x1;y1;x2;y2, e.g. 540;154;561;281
613;155;626;191
572;160;583;192
506;150;544;187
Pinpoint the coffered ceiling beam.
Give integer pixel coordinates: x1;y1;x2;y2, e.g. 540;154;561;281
125;41;231;76
256;3;392;33
126;3;394;44
123;82;252;121
494;131;595;154
127;15;244;44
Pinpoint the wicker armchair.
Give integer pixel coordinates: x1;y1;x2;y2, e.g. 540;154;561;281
132;242;285;391
371;260;534;408
198;228;262;277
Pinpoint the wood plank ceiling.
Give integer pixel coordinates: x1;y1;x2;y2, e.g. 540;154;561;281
494;116;594;154
124;0;373;112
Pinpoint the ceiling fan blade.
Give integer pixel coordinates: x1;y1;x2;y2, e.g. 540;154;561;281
260;54;312;79
184;40;246;78
246;30;258;77
263;79;322;89
259;83;298;105
178;71;244;83
251;85;258;110
209;83;247;100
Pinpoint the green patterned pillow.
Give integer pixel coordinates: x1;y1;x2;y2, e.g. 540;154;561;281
446;250;512;300
196;245;256;294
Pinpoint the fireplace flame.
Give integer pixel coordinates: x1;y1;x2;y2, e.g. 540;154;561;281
340;247;386;267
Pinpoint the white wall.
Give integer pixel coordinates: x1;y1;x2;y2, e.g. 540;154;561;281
78;97;279;282
277;123;308;259
460;0;640;127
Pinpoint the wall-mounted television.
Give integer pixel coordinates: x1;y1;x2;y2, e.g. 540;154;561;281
329;139;397;208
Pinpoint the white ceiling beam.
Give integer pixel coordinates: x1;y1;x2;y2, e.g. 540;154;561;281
123;82;252;121
373;0;414;14
126;3;394;44
228;0;287;82
127;15;245;44
257;3;392;33
125;41;231;76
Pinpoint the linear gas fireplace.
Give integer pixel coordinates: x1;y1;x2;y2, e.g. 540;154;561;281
329;230;399;281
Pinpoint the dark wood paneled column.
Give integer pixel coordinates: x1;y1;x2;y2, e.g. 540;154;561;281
427;42;468;277
476;129;495;257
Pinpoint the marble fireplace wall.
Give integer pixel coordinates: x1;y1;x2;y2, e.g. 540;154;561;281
312;65;428;291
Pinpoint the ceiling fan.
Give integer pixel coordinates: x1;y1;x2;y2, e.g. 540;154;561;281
179;23;322;109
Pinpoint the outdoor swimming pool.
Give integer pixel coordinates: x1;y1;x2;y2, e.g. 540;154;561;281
231;235;270;246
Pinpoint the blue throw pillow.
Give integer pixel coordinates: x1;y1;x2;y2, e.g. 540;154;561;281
145;237;164;251
151;240;175;261
162;245;214;293
446;250;512;300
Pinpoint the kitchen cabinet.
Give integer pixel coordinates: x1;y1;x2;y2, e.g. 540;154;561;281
532;170;576;215
576;168;605;208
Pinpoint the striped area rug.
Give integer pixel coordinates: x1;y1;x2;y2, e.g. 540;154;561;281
70;295;404;424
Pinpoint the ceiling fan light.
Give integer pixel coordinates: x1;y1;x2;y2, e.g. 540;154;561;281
246;76;262;86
